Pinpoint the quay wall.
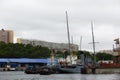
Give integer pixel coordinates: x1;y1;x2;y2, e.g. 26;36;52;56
95;68;120;74
86;68;120;74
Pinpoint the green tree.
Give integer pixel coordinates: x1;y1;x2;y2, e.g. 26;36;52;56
96;52;114;60
0;42;51;58
55;50;64;58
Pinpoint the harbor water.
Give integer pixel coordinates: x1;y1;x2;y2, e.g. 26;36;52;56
0;71;120;80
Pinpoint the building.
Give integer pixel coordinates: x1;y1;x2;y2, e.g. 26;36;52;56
0;29;13;43
0;58;50;71
98;50;116;55
17;38;78;51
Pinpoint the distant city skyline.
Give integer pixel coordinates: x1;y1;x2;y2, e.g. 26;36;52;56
0;0;120;52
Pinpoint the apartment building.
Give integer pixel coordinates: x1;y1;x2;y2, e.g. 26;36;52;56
0;29;13;43
17;38;79;51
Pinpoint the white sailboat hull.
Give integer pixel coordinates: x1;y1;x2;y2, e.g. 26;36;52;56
58;65;83;73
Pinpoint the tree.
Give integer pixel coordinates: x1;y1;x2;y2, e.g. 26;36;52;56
0;42;51;58
77;50;92;59
64;51;69;58
55;50;64;58
96;52;114;60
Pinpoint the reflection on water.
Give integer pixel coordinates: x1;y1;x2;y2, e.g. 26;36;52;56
0;71;120;80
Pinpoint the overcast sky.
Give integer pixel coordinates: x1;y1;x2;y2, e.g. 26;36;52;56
0;0;120;52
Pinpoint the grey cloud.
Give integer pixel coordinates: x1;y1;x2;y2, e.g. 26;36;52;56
0;0;120;51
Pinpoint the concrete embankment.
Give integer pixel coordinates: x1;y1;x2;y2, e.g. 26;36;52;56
82;68;120;74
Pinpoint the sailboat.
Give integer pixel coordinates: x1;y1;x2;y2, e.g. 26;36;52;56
58;11;83;73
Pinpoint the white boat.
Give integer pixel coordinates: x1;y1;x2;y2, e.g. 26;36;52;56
58;64;83;73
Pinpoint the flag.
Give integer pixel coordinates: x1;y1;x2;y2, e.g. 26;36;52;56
114;38;119;44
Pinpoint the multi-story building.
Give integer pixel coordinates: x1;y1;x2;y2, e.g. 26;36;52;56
0;29;13;43
17;38;79;52
98;50;116;55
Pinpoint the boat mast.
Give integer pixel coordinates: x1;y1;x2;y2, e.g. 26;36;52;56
91;21;96;67
65;11;72;64
71;36;73;44
80;36;82;51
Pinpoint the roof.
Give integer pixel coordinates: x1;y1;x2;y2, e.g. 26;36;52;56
0;58;49;63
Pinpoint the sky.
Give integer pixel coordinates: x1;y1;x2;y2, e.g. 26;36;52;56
0;0;120;52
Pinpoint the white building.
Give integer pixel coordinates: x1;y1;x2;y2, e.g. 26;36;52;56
17;38;78;51
98;50;117;56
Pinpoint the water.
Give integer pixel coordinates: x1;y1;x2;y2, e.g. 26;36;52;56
0;71;120;80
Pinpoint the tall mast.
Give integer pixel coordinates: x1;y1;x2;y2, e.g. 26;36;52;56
65;11;72;64
91;21;96;66
71;36;73;44
80;36;82;51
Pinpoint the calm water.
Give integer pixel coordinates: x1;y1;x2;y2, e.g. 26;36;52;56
0;71;120;80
